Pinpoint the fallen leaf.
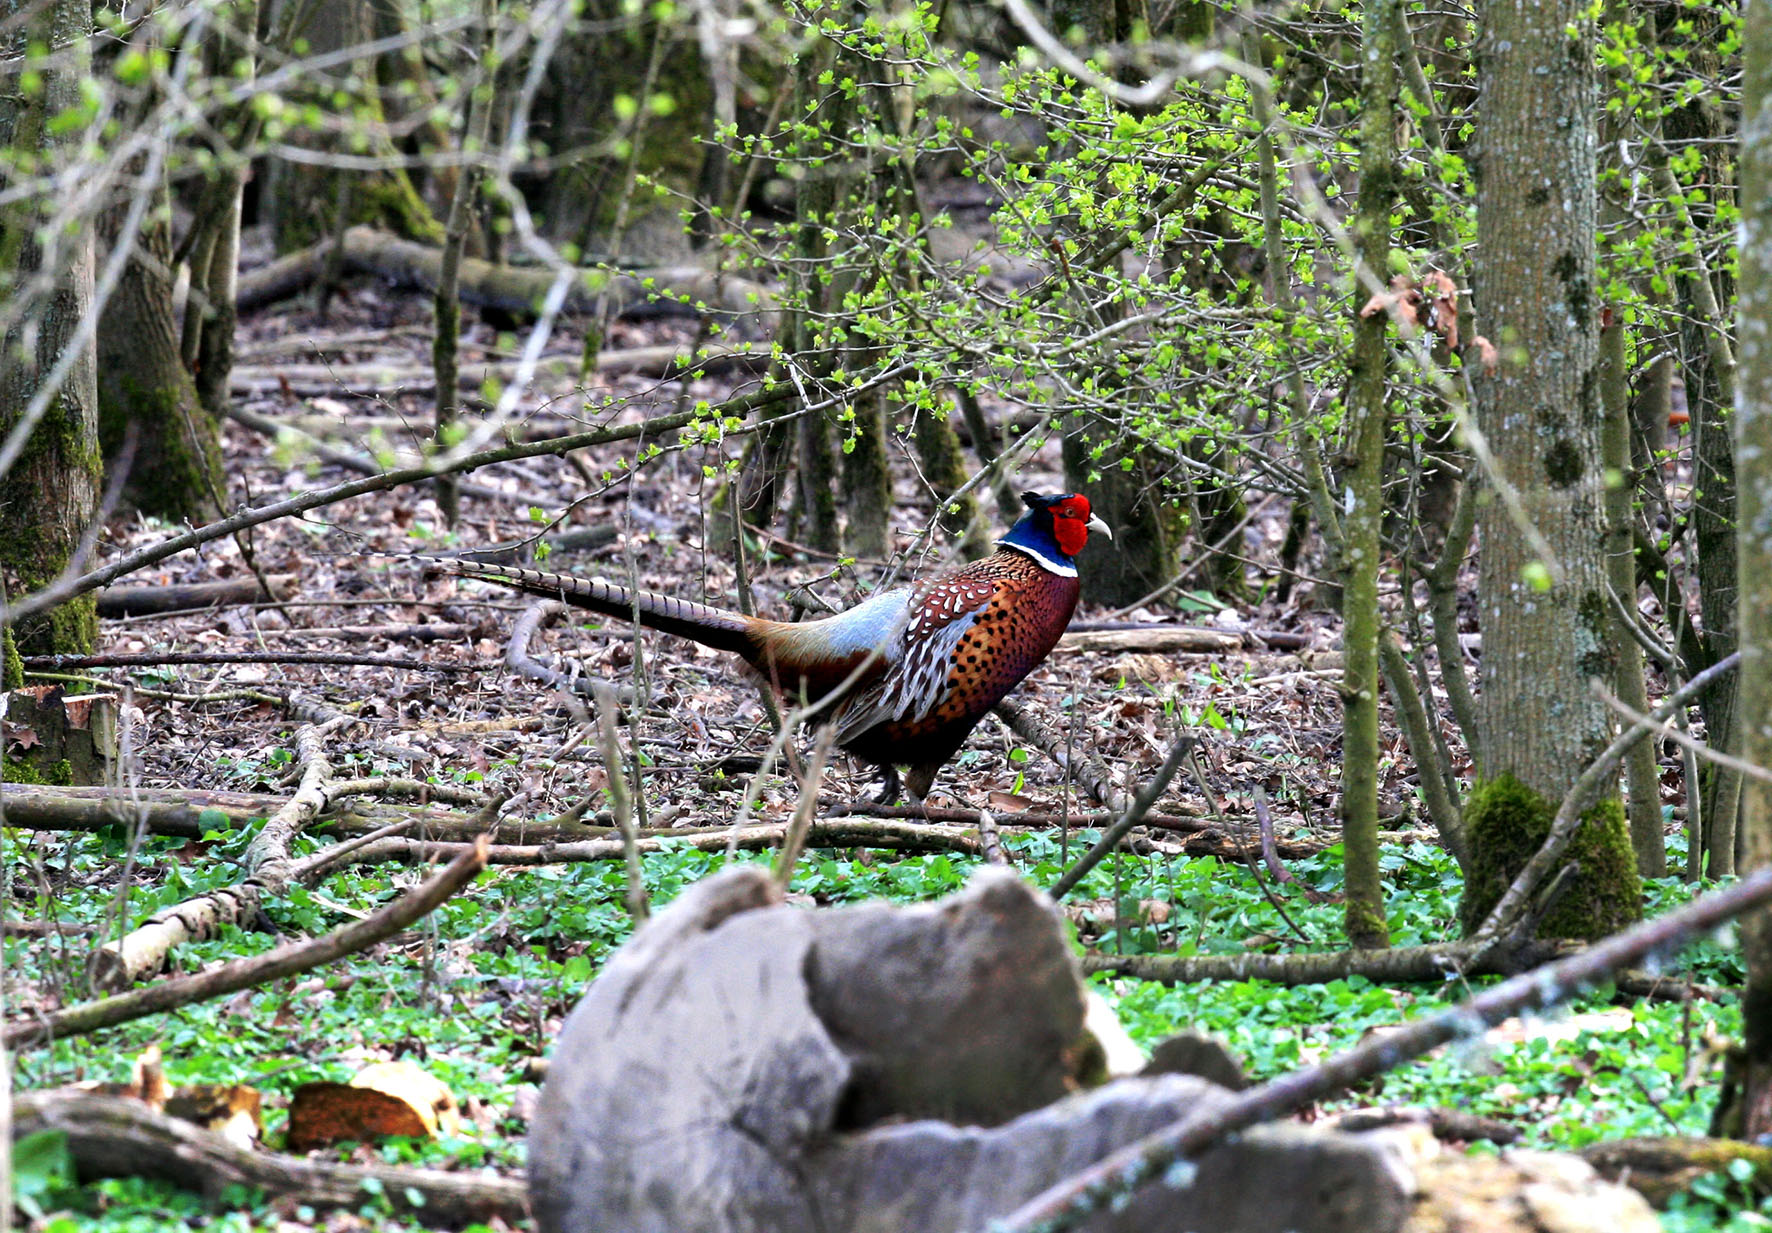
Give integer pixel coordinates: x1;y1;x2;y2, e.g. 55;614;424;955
285;1083;431;1151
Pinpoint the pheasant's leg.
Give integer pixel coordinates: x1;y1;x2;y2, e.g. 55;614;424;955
903;765;939;818
872;765;902;806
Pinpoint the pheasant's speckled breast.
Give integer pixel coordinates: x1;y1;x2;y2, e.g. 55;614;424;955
838;549;1079;770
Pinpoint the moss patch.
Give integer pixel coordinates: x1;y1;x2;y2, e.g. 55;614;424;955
98;375;223;522
1458;773;1642;941
3;629;22;690
2;755;74;785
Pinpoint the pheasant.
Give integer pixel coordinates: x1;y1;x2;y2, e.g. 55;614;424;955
439;491;1110;802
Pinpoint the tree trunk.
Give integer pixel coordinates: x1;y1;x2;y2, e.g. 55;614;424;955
1601;313;1666;877
0;0;102;658
1732;0;1772;1140
916;408;983;559
97;191;224;522
798;409;840;554
842;396;892;558
261;0;441;253
1462;0;1640;940
1338;0;1397;951
1652;3;1741;876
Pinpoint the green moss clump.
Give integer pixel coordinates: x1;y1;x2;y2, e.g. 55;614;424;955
2;755;74;785
2;629;23;690
97;376;223;522
1458;773;1642;941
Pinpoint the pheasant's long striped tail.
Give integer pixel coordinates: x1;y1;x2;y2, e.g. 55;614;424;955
435;560;758;656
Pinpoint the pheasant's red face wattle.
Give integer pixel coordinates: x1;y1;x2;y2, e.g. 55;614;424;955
1050;495;1094;557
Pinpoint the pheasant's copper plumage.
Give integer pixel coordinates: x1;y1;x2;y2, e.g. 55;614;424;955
439;492;1109;801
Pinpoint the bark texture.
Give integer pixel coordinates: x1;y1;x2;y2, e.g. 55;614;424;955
97;198;224;521
1467;0;1640;932
1339;0;1398;951
0;0;101;656
1733;0;1772;1140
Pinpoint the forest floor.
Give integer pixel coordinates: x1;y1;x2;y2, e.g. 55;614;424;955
120;255;1390;866
6;251;1744;1233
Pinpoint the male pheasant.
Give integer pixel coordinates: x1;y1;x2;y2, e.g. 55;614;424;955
440;491;1109;802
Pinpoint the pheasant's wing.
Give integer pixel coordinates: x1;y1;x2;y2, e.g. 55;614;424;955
831;574;1000;744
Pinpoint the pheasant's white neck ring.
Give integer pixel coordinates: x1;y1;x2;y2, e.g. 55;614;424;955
997;539;1078;578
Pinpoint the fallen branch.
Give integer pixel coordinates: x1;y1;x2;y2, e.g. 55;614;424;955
1082;939;1559;986
993;698;1129;811
1066;621;1312;651
504;599;626;700
992;863;1772;1233
1583;1136;1772;1208
300;819;983;868
229;342;763;396
8;837;488;1049
258;621;472;643
1053;627;1241;655
831;800;1337;858
830;800;1210;826
0;784;986;853
235;224;775;325
1048;735;1195;901
91;722;344;991
96;575;298;617
22;650;469;674
10;1089;524;1224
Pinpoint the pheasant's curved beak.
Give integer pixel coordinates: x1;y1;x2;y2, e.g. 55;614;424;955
1087;513;1112;541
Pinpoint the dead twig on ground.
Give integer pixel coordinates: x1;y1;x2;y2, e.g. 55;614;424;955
90;720;347;991
1048;735;1195;902
12;1087;523;1224
22;650;469;674
8;837;489;1049
994;697;1130;811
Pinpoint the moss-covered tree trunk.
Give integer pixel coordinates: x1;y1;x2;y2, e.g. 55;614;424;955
189;0;259;423
0;0;101;658
842;395;892;558
916;406;984;559
1601;312;1666;877
1338;0;1397;952
96;187;224;522
1732;0;1772;1140
261;0;441;253
1462;0;1640;940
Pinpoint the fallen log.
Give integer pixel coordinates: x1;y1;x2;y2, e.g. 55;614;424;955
1055;626;1243;655
236;225;775;327
10;1091;526;1225
1583;1136;1772;1208
90;723;342;991
96;575;299;617
229;341;764;396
